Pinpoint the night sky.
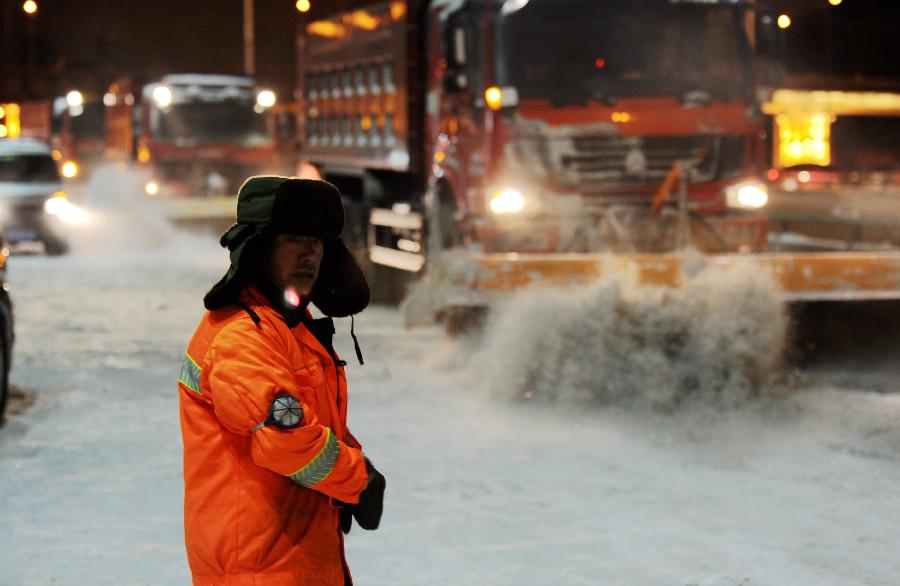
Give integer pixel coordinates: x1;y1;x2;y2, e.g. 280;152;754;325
1;0;368;100
1;0;899;101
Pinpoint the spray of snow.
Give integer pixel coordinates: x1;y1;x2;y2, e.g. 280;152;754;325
64;163;219;257
475;260;788;410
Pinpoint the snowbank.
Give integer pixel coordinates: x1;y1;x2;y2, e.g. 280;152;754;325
476;261;788;409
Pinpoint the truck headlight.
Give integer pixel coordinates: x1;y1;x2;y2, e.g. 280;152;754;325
489;188;526;214
152;85;172;108
256;89;276;109
725;181;768;209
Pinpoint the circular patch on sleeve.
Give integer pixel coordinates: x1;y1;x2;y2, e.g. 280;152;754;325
268;393;304;429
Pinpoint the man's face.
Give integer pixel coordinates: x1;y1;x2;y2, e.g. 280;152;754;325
266;234;325;303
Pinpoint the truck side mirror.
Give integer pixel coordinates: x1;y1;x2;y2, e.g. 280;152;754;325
443;25;469;93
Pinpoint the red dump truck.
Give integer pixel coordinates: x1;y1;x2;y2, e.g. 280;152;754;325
105;74;282;224
296;0;900;317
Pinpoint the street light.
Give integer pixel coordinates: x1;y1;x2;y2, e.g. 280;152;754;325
296;0;310;13
22;0;38;15
777;14;791;29
828;0;842;5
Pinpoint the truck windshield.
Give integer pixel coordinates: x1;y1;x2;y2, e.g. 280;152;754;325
0;155;60;183
70;103;106;140
495;0;752;102
155;102;271;146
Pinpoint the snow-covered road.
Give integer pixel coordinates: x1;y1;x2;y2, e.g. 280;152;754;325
1;233;899;586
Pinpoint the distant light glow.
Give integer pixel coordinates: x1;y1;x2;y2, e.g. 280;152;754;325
144;181;160;196
44;195;91;225
500;0;529;16
485;86;503;111
61;161;78;178
66;90;84;108
152;86;172;108
103;92;117;107
594;57;606;69
350;10;379;31
256;89;276;108
489;188;526;214
736;184;768;208
777;14;791;29
23;0;37;15
725;181;768;209
828;0;841;5
767;168;779;181
0;126;6;139
797;170;811;183
296;0;310;12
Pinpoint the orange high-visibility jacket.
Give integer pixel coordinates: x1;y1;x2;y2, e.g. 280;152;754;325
178;287;369;586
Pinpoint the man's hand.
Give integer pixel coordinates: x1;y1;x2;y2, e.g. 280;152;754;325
353;458;386;530
337;457;385;532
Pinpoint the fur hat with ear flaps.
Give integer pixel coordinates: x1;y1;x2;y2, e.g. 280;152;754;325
203;176;370;318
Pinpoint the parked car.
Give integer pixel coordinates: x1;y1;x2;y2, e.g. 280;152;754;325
0;235;12;424
0;138;70;254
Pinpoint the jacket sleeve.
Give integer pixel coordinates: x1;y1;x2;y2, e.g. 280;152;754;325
205;317;368;504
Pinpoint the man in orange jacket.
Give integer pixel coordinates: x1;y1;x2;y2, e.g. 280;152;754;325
178;176;385;585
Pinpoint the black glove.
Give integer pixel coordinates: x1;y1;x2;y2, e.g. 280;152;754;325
352;458;386;531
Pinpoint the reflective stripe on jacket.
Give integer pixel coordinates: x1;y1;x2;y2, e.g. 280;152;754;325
178;287;368;585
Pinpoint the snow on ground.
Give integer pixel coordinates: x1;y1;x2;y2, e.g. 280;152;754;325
1;203;900;585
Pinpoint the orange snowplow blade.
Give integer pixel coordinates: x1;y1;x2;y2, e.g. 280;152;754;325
454;251;900;302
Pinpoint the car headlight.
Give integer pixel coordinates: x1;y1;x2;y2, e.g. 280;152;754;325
724;181;768;209
44;192;91;225
489;188;526;215
61;160;79;179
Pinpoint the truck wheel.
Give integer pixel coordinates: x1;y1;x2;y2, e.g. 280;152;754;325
440;306;488;337
42;236;69;256
370;264;412;306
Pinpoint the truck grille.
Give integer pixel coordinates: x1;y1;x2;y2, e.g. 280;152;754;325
554;135;725;188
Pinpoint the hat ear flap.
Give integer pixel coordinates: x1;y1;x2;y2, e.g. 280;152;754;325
311;240;370;317
203;233;271;310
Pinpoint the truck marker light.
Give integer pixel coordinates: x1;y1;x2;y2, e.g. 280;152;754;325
485;87;503;111
390;1;406;21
